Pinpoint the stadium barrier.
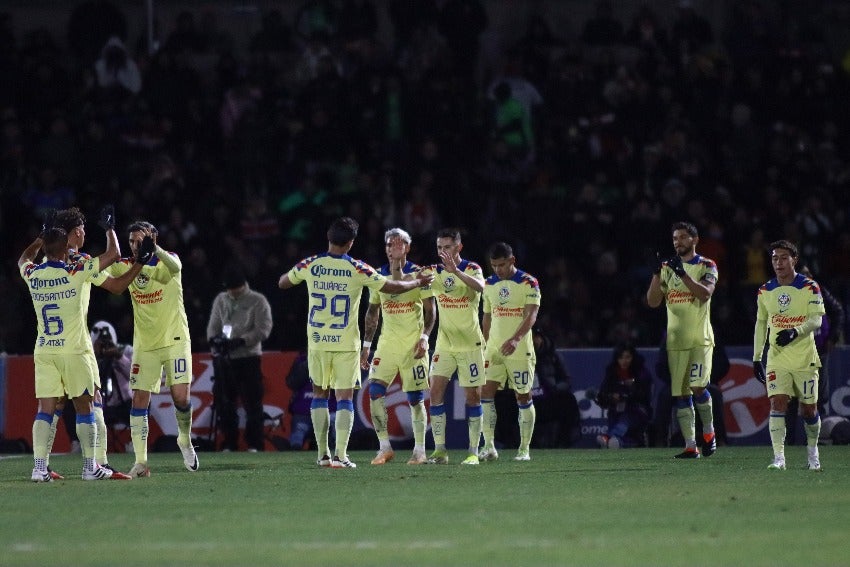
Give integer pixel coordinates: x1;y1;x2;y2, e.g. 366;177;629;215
2;347;849;450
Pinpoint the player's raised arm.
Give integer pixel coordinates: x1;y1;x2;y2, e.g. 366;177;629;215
379;270;434;295
440;250;484;292
96;205;121;270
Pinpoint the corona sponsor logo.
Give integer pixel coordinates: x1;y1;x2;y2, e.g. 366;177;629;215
720;358;771;438
29;276;70;290
310;265;352;277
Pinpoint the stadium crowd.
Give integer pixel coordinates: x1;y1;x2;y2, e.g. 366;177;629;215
2;0;850;355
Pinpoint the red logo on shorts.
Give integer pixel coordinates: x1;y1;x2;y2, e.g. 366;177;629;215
372;357;381;366
131;364;140;375
767;372;776;382
432;354;439;362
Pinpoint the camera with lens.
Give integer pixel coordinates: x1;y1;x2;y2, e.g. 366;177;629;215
210;333;230;357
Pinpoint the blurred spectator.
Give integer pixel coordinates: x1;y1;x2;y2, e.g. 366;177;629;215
94;36;142;96
595;343;652;448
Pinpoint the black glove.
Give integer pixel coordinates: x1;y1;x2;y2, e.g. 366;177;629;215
776;328;798;346
667;254;686;277
652;252;663;275
98;204;115;230
135;236;155;264
753;361;766;384
227;337;246;349
39;209;57;239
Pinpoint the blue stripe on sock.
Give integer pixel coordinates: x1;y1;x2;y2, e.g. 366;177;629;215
466;404;482;418
430;404;445;416
518;401;533;410
93;402;103;409
675;397;694;409
803;413;820;425
54;409;63;418
35;412;52;423
406;391;424;405
695;389;711;404
481;398;494;405
770;412;786;418
369;382;387;399
337;399;354;412
310;398;329;410
76;413;95;424
130;408;149;417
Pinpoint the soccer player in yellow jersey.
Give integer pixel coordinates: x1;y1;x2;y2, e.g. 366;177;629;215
104;221;197;478
646;221;719;459
39;206;135;479
753;240;825;471
479;242;540;462
278;217;433;468
426;228;486;465
19;220;141;481
360;228;436;466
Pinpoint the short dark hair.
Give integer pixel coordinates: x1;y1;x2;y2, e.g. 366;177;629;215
436;228;462;242
42;227;68;258
55;207;85;231
327;217;358;245
488;242;513;260
770;239;798;258
672;221;698;238
222;265;247;289
127;220;158;234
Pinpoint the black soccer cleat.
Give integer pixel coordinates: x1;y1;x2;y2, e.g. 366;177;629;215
673;448;701;459
702;434;717;457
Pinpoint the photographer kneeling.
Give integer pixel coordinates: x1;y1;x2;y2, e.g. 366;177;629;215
207;266;273;452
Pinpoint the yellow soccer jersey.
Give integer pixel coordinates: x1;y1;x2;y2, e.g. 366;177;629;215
428;259;485;352
20;257;102;354
483;270;541;357
287;252;387;352
369;261;433;354
660;254;718;350
69;250;107;314
106;255;190;352
756;274;825;370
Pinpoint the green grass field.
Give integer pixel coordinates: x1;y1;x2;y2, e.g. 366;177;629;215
1;446;848;567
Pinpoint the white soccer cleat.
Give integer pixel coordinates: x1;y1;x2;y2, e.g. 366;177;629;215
31;468;52;483
807;447;822;471
331;456;357;469
82;465;114;481
317;454;332;467
128;462;151;478
477;447;499;461
767;457;786;471
514;450;531;461
179;443;199;472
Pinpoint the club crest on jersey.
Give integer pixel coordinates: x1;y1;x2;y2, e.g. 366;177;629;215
778;293;791;313
443;276;456;290
135;272;150;288
498;286;511;303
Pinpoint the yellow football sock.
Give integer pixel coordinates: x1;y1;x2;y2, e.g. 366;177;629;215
481;399;496;451
130;411;149;464
410;401;426;448
518;403;536;451
175;404;193;448
769;413;786;458
310;406;330;458
335;409;353;458
676;405;696;448
93;405;107;465
32;414;52;460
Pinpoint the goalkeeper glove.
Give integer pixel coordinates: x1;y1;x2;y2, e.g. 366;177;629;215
776;328;798;346
667;254;686;277
98;204;115;230
652;252;663;275
135;236;155;264
39;209;57;239
753;361;766;384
